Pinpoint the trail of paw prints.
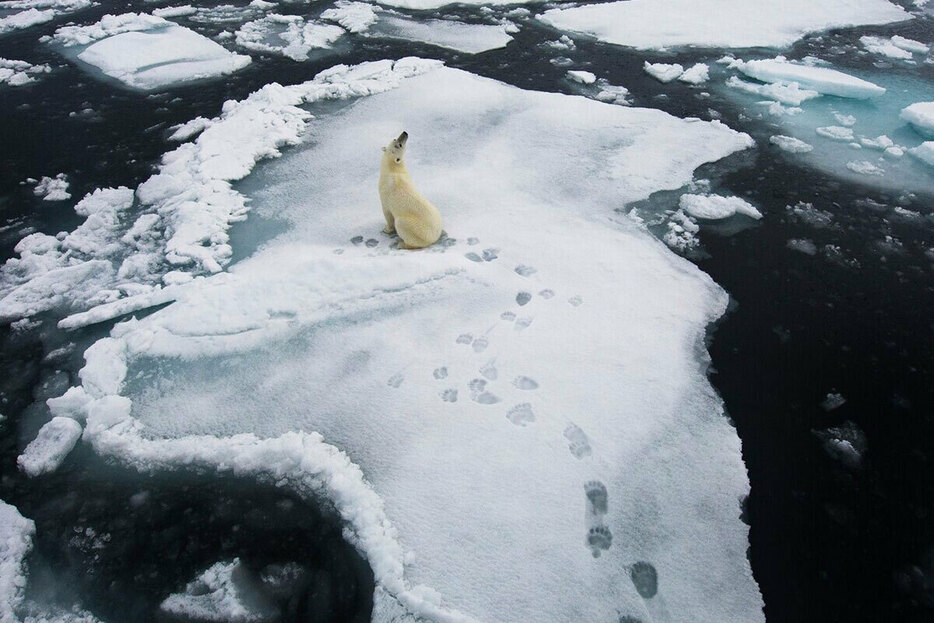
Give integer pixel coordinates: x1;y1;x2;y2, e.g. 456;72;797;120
455;329;491;353
563;423;592;459
585;480;612;558
469;378;500;404
505;402;535;426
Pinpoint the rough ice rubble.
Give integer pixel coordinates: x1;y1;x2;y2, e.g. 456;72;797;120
539;0;910;50
235;14;344;61
643;62;683;83
50;13;251;90
320;0;378;34
901;102;934;137
0;0;91;36
679;193;762;220
64;61;759;622
33;174;70;201
0;500;35;623
17;416;83;477
736;57;886;99
726;75;819;106
0;58;51;87
160;559;279;622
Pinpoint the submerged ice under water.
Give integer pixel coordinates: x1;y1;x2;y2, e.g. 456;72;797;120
1;0;933;621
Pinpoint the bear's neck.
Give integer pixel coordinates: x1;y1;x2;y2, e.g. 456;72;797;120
381;157;409;177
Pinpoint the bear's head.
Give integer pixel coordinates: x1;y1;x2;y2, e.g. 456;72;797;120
382;131;408;164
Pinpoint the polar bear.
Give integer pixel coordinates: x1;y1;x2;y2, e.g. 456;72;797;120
379;131;442;249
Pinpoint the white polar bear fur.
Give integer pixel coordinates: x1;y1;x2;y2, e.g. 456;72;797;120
379;131;442;249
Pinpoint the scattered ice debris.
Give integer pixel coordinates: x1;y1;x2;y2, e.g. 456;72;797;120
0;500;35;623
820;392;846;411
663;209;700;252
539;0;910;50
643;61;683;83
160;559;280;622
566;70;595;85
901;102;934;137
787;238;818;255
593;79;630;105
725;75;819;106
320;0;379;34
770;135;813;153
371;14;514;54
786;201;834;228
860;35;929;59
833;112;856;127
678;62;709;85
846;160;885;176
908;141;934;167
542;35;575;51
50;13;252;91
32;173;70;200
0;0;91;36
816;126;855;141
860;134;895;149
0;58;51;87
17;416;83;477
235;14;344;61
679;193;762;220
813;421;866;470
736;57;886;99
59;60;759;622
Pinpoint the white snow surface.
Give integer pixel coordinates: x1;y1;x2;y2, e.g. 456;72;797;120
235;15;344;61
17;416;83;477
62;60;761;622
539;0;910;50
901;102;934;137
52;13;251;90
860;35;915;59
736;57;886;99
726;75;819;106
0;58;51;87
770;135;814;153
373;0;540;9
643;61;683;83
0;500;34;623
679;193;762;220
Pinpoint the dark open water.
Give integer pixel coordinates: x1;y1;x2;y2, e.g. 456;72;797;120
1;1;933;620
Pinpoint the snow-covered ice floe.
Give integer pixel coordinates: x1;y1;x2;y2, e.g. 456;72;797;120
860;34;930;60
735;57;886;99
40;58;763;622
679;193;762;220
0;0;91;36
0;57;51;87
49;13;251;91
538;0;910;50
17;416;83;476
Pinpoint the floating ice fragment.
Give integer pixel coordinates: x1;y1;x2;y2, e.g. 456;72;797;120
566;70;596;84
160;559;280;622
679;194;762;220
770;135;813;153
816;126;855;141
813;421;866;470
907;141;934;167
737;57;886;99
725;75;820;106
643;62;683;83
320;1;378;33
820;392;846;411
678;63;709;85
846;160;885;176
787;238;817;255
0;500;35;623
900;102;934;138
17;416;83;476
372;14;513;54
0;57;51;87
33;173;70;200
235;15;344;61
860;35;914;59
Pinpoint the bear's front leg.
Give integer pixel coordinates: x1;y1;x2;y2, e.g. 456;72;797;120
382;209;396;235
